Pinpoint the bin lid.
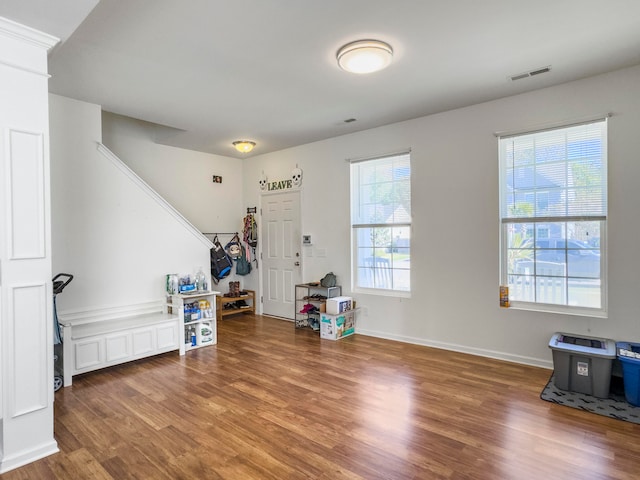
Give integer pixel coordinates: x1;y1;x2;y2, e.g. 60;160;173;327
548;332;616;358
616;341;640;361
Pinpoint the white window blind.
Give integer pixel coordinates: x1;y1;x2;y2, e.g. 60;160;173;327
351;152;411;293
499;119;607;311
500;120;607;222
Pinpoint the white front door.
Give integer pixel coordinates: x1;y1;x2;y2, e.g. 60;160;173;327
261;190;301;319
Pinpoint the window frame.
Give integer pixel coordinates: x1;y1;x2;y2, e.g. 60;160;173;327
498;119;608;316
350;151;411;296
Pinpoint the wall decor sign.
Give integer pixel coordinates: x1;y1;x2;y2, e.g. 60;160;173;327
259;167;304;191
265;179;293;191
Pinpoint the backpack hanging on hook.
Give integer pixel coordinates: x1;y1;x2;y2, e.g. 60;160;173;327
224;233;242;259
236;245;252;276
210;235;233;283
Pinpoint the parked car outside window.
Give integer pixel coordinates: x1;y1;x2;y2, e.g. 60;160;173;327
529;238;600;278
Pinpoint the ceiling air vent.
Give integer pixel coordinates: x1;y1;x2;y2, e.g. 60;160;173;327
510;65;551;81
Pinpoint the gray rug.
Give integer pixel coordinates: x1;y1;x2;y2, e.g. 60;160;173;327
540;373;640;424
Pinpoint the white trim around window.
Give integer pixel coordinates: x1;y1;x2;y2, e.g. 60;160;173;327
350;151;411;295
498;118;608;315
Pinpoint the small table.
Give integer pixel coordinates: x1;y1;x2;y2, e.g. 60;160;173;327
217;290;256;319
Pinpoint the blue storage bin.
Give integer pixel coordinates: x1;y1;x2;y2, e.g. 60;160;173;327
616;342;640;407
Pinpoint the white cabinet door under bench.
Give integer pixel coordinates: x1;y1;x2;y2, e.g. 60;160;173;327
61;312;180;386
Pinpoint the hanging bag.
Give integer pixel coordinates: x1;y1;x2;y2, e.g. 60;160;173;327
210;235;233;283
243;214;258;249
243;213;259;268
224;233;242;260
236;245;252;276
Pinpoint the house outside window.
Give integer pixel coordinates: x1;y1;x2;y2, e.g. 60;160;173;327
351;152;411;294
499;119;607;314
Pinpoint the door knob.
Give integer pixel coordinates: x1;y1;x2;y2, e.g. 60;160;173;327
294;261;300;266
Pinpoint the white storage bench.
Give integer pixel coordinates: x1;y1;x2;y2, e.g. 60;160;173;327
61;310;180;387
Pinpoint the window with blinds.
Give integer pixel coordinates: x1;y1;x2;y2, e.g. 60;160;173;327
499;119;607;312
351;152;411;293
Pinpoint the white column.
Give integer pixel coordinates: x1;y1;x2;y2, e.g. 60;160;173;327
0;17;60;473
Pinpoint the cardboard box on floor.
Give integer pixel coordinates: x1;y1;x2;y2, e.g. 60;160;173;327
320;310;355;340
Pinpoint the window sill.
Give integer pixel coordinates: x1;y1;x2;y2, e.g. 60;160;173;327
505;301;607;319
353;287;411;299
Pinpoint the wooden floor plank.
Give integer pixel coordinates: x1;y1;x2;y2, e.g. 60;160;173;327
3;314;640;479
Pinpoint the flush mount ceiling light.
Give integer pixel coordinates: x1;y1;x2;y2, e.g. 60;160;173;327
232;140;256;153
336;39;393;74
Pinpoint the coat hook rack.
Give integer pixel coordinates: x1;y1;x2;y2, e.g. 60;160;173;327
202;232;237;236
247;207;257;214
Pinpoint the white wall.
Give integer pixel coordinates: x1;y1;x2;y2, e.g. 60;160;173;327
50;95;211;317
242;65;640;368
101;112;245;235
101;112;252;294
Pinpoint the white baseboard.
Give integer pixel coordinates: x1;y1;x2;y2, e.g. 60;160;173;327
356;328;554;370
0;441;59;474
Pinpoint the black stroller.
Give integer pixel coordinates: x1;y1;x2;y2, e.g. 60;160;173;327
53;273;73;391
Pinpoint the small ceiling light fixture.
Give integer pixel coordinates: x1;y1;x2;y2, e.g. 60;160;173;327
337;39;393;74
233;140;256;153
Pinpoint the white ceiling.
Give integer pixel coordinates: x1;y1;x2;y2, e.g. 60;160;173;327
3;1;640;158
0;0;98;44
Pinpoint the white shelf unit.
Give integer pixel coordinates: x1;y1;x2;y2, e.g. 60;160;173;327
169;291;219;353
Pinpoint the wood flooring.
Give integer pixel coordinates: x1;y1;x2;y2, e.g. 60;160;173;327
4;314;639;479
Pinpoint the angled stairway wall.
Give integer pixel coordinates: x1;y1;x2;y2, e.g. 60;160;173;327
49;94;212;321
